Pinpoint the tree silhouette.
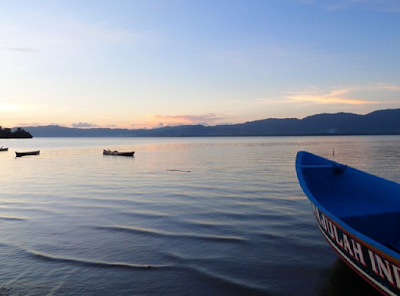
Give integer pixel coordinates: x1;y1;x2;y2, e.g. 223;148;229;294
0;127;32;138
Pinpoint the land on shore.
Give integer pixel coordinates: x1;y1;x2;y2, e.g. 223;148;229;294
0;127;32;138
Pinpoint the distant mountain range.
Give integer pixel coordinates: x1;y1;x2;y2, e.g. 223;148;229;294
21;108;400;137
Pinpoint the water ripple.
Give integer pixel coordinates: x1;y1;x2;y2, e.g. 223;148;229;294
24;248;170;270
164;252;274;296
93;225;246;243
0;242;170;271
118;210;168;219
0;216;27;221
179;265;274;296
29;251;166;270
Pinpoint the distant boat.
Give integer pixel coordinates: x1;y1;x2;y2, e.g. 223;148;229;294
296;151;400;296
103;149;135;157
0;146;8;151
15;150;40;157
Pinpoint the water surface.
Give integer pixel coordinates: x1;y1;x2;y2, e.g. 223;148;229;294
0;136;398;295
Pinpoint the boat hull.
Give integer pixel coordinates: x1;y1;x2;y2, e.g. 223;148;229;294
15;150;40;157
296;151;400;296
312;203;400;296
103;150;135;157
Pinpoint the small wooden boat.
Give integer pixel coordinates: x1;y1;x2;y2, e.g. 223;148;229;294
296;151;400;296
103;149;135;157
15;150;40;157
0;146;8;151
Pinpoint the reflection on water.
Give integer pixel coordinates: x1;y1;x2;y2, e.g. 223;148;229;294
317;259;381;296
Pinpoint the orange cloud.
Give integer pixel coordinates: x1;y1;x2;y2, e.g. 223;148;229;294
286;91;374;105
284;83;400;105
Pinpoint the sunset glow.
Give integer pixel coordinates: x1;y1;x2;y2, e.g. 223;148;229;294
1;1;399;128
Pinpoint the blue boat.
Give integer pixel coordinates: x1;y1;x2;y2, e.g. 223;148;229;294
296;151;400;296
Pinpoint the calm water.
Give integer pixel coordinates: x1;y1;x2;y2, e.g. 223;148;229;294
0;136;399;296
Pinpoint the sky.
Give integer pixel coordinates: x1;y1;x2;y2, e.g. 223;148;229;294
1;0;400;129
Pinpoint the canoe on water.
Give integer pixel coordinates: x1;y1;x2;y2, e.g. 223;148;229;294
296;151;400;296
103;149;135;157
15;150;40;157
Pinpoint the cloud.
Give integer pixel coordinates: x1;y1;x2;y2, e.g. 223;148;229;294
130;114;228;129
151;113;226;126
1;48;39;53
286;90;373;105
285;83;400;105
16;122;43;127
364;82;400;92
71;122;99;128
66;21;138;43
0;103;19;112
295;0;400;12
42;19;158;48
153;123;164;129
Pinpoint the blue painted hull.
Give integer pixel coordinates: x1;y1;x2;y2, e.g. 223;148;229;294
296;151;400;296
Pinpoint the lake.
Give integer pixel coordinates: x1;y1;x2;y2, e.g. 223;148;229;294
0;136;399;296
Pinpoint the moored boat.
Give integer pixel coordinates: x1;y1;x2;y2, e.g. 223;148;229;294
103;149;135;157
296;151;400;296
0;146;8;151
15;150;40;157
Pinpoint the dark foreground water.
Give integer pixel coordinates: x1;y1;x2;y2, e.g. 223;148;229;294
0;136;399;296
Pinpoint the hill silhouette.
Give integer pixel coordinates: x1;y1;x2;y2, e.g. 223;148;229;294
21;108;400;137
